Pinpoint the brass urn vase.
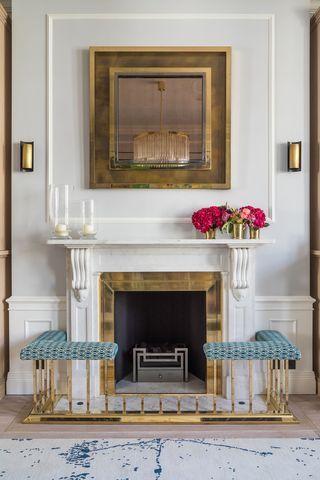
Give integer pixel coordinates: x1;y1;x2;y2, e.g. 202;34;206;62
205;228;216;239
232;223;245;239
249;227;260;239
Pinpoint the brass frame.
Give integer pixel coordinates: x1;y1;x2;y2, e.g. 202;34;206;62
89;46;231;189
24;357;298;425
108;67;212;170
100;272;223;395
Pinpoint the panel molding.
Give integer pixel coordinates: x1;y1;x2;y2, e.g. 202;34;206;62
46;13;275;222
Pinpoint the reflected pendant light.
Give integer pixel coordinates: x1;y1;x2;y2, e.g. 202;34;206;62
133;80;190;165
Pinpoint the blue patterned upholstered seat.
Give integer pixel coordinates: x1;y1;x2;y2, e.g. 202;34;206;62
29;330;67;343
203;330;301;360
255;330;291;344
20;330;118;361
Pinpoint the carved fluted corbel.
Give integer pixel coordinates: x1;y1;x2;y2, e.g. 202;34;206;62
70;248;90;302
230;248;249;301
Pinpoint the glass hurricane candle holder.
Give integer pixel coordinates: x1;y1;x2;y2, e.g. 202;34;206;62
49;184;72;239
79;199;97;239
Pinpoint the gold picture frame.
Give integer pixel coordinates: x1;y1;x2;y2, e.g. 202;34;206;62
89;46;231;189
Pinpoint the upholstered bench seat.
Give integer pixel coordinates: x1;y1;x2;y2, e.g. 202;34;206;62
203;330;301;360
20;330;118;361
29;330;67;344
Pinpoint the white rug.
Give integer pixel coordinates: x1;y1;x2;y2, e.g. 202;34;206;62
0;437;319;479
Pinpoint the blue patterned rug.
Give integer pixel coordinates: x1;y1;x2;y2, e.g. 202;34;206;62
0;438;319;479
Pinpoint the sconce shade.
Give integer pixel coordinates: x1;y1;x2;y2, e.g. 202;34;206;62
20;141;34;172
287;141;301;172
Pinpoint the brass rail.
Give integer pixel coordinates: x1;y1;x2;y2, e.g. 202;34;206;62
26;358;297;424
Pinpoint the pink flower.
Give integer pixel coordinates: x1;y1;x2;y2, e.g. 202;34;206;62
222;210;231;222
242;205;268;229
240;207;251;219
192;205;227;233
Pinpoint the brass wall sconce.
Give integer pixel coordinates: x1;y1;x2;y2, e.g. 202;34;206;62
287;141;301;172
20;141;34;172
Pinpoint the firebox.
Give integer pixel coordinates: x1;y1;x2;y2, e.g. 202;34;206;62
100;272;222;394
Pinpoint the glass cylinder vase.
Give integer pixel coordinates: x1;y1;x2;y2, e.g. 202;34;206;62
49;184;71;239
80;199;96;239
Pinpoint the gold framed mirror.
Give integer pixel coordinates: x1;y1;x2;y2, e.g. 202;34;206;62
90;47;231;189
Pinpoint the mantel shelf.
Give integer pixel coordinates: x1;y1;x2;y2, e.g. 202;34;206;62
46;238;275;248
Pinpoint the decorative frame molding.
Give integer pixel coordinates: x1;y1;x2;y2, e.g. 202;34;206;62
46;13;275;220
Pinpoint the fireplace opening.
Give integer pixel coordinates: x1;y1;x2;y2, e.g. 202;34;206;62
114;291;206;392
100;272;222;395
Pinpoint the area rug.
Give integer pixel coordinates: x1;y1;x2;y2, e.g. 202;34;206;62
0;437;319;479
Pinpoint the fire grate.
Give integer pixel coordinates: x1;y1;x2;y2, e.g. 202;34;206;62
133;343;188;382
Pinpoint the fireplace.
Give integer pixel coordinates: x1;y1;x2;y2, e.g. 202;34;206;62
100;272;222;394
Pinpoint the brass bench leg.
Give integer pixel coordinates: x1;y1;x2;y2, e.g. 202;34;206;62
67;360;72;413
231;360;235;413
44;360;48;400
33;361;37;410
274;360;279;412
39;360;43;406
104;360;108;413
249;360;253;414
86;360;90;414
266;359;271;411
285;359;289;411
280;359;284;413
49;360;55;413
213;360;217;414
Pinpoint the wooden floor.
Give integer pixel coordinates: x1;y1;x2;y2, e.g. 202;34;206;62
0;395;319;439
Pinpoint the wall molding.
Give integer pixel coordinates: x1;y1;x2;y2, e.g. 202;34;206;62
6;296;66;311
46;13;275;222
255;296;315;311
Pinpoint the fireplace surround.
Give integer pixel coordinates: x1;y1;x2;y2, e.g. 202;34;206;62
100;272;222;394
46;238;274;399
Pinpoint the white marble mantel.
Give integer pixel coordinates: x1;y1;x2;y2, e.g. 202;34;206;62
47;238;274;397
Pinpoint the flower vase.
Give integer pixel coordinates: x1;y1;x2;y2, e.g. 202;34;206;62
250;227;260;239
232;223;245;239
204;228;216;239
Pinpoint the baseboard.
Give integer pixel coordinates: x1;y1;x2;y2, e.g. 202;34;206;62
0;376;5;399
6;372;33;395
288;371;316;394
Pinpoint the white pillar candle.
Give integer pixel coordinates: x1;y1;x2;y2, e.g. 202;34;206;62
83;223;95;235
55;223;67;233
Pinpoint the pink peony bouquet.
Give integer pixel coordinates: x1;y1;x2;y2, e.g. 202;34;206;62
192;205;225;233
242;205;269;230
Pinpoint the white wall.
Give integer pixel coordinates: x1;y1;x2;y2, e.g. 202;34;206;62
11;0;310;298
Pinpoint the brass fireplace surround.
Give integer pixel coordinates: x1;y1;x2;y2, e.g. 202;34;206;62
100;272;223;394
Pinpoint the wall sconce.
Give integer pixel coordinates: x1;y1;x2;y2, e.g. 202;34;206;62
20;141;34;172
287;141;301;172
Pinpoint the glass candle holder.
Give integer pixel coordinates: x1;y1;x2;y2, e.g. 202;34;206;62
49;184;72;239
79;199;96;239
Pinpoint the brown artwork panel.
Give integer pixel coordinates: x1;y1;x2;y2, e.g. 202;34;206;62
90;47;231;189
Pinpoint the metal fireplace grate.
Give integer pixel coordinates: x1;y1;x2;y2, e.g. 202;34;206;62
133;343;188;382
